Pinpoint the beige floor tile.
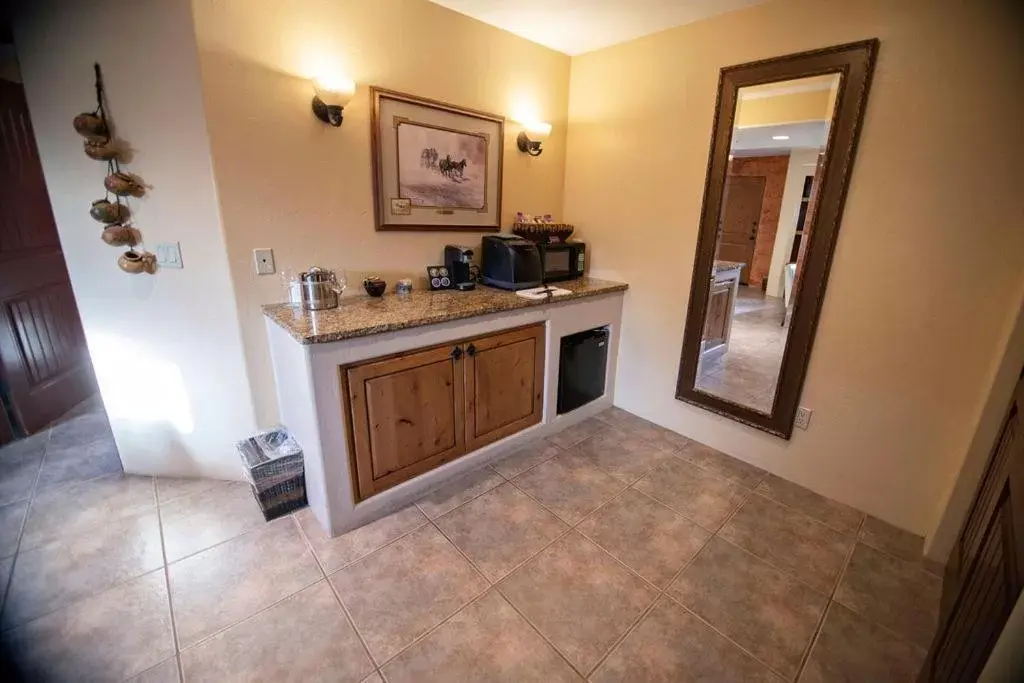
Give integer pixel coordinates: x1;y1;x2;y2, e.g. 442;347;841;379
834;543;941;648
669;537;827;679
436;483;568;581
576;488;709;587
633;458;748;530
415;467;505;519
546;417;607;449
756;474;864;535
6;569;174;682
127;656;180;683
331;524;487;663
0;432;47;507
155;476;229;505
160;480;267;562
383;590;581;682
590;597;783;682
511;452;625;524
21;473;155;551
36;421;122;493
0;499;28;559
678;442;766;489
3;509;164;628
595;407;691;452
498;531;657;674
361;674;384;683
860;515;924;562
181;580;373;683
572;428;676;484
169;517;321;648
719;494;854;592
491;440;562;478
297;505;426;573
800;601;926;683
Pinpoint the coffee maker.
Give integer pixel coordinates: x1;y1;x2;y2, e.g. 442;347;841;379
444;245;476;291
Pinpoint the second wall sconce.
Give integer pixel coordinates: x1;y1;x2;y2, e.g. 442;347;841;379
312;77;356;127
516;121;552;156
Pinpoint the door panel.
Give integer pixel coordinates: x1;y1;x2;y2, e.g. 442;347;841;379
344;343;465;500
920;370;1024;683
465;324;544;451
717;175;764;285
0;79;96;435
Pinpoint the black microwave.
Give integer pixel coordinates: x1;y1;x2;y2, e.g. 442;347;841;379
537;241;586;282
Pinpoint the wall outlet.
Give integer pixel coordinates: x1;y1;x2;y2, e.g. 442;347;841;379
253;248;275;275
155;242;183;269
795;406;813;430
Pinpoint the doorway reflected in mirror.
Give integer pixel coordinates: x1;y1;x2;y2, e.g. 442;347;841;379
694;73;841;414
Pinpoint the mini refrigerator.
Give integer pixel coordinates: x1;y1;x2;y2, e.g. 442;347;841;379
557;327;609;414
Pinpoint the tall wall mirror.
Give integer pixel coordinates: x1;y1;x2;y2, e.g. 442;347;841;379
677;40;879;438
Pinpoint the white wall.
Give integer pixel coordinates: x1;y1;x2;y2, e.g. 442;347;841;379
766;148;818;299
14;0;257;479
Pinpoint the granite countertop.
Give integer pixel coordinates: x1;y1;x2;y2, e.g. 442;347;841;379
712;260;747;273
264;277;629;344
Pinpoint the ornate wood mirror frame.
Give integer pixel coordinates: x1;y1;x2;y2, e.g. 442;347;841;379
676;40;879;438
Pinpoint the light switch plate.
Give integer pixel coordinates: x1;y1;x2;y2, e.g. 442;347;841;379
253;248;275;275
795;406;813;430
155;242;183;268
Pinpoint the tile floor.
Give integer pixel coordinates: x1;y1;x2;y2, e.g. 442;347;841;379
0;403;941;682
697;286;788;413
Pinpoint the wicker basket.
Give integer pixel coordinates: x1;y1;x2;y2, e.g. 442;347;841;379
237;426;307;521
511;222;575;243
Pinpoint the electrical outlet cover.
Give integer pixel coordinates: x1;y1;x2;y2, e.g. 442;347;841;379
795;406;813;430
253;248;275;275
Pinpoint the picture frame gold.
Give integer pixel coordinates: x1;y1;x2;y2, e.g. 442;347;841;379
370;87;504;231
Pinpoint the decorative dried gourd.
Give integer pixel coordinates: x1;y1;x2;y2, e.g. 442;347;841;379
117;249;153;274
104;171;144;197
101;224;136;246
73;112;108;140
84;139;118;161
90;199;127;223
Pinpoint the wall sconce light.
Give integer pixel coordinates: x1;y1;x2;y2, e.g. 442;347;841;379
516;121;551;156
311;77;356;127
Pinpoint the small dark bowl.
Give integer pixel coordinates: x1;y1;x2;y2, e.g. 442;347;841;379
363;279;387;297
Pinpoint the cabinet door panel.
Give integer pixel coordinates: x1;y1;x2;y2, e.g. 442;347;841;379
465;324;544;450
345;344;465;500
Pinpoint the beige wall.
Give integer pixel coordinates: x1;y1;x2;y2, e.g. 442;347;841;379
736;87;832;127
564;0;1024;537
14;0;257;479
190;0;571;425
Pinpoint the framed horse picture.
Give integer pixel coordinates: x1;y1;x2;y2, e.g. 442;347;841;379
370;87;504;231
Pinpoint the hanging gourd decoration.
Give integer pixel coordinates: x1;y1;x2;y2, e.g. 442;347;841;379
78;62;154;270
90;198;127;223
101;223;136;246
103;171;144;197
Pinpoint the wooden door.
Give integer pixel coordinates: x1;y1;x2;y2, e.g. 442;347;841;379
0;79;96;438
465;324;544;451
918;369;1024;682
717;175;765;285
344;342;466;500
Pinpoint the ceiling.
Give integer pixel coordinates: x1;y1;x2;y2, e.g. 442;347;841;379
427;0;771;55
731;121;829;157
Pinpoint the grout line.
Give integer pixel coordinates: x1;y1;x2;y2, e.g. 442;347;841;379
585;596;662;678
295;516;381;679
428;519;493;587
320;519;431;578
414;467;505;523
152;476;184;683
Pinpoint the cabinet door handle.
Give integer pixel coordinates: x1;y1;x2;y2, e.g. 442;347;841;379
466;343;476;357
451;346;463;360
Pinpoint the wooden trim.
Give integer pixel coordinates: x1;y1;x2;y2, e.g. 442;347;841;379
369;86;505;232
464;324;545;451
676;39;879;439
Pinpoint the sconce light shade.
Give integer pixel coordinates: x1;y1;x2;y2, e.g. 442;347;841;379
312;77;356;127
516;120;551;157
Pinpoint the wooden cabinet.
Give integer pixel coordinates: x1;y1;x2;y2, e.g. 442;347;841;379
465;325;544;451
343;324;544;501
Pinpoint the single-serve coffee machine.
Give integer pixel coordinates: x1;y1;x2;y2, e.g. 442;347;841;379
444;245;476;291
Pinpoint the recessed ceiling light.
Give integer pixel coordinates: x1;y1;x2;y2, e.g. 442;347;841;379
772;135;790;141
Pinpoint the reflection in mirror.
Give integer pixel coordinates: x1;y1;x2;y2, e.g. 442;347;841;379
695;74;841;414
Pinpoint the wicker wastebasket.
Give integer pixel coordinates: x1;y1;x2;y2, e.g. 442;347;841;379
236;426;307;521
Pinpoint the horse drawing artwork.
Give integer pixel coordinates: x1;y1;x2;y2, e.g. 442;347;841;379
420;147;439;169
437;154;468;180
